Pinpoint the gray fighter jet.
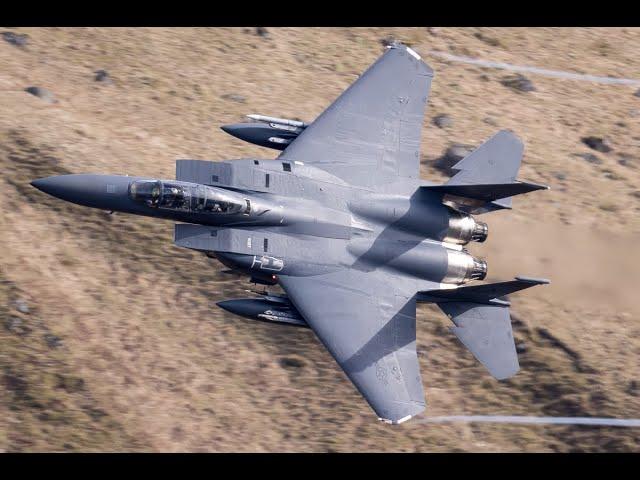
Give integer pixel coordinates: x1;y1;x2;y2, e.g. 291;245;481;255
31;43;549;425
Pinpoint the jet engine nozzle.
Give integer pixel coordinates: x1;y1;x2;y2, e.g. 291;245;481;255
471;221;488;243
469;257;488;281
443;250;488;284
444;210;489;245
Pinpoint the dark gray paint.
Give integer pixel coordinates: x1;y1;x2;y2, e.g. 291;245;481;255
220;122;300;150
31;43;548;425
217;296;308;328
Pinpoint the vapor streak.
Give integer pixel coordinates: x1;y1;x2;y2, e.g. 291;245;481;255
418;415;640;427
428;51;640;86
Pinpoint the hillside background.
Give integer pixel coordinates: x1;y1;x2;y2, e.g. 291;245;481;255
0;27;639;452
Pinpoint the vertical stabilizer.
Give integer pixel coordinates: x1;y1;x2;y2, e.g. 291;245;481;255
447;130;524;185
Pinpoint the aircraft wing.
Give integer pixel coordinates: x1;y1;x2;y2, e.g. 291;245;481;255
278;43;433;188
278;269;425;424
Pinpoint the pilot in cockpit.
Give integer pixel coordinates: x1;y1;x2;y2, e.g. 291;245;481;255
129;180;161;207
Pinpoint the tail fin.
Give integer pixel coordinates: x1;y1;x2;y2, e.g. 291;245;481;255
418;277;549;380
421;130;549;213
444;302;520;380
447;130;524;185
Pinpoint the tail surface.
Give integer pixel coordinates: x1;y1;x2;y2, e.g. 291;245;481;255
418;277;549;380
421;130;549;213
447;129;525;185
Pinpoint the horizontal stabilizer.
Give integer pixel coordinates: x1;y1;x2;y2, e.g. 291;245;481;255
439;302;520;380
421;181;549;202
424;130;549;213
421;277;549;379
418;276;550;306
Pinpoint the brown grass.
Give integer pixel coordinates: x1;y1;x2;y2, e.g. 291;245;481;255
0;27;639;452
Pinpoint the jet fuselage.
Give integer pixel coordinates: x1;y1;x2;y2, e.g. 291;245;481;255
31;159;488;290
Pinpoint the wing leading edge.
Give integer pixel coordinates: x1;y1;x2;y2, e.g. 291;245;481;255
278;270;425;424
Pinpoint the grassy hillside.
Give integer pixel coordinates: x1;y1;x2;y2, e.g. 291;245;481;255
0;27;639;451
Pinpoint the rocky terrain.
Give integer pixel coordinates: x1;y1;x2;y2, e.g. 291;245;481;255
0;27;639;452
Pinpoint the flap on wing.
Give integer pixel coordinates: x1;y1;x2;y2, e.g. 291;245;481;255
438;302;519;380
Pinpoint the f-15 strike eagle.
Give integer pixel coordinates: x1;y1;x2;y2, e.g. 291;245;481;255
31;43;549;425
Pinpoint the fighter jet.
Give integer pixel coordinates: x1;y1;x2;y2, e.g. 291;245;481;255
31;43;549;425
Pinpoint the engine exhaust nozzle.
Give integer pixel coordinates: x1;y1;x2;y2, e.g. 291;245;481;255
469;257;488;281
444;210;489;245
443;250;488;284
471;221;488;243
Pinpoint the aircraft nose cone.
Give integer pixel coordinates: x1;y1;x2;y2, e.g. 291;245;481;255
31;176;66;196
30;174;133;210
31;174;92;201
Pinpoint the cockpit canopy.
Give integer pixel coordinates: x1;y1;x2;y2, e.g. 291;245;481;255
128;180;162;207
128;180;248;215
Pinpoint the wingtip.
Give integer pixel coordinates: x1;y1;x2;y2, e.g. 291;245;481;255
378;414;413;425
492;365;521;381
384;42;432;75
515;276;551;285
396;414;413;424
